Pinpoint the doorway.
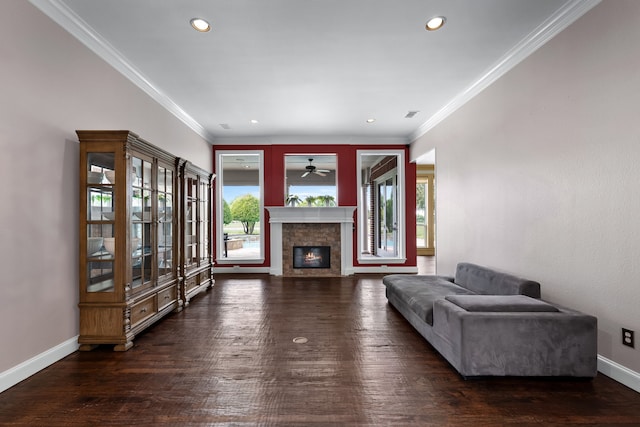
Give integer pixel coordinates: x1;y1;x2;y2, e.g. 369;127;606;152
416;164;435;256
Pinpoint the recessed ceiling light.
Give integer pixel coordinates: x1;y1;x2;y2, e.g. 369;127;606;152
250;119;259;124
426;16;446;31
366;118;376;123
190;18;211;32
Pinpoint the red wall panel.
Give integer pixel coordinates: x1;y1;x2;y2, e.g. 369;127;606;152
212;144;416;268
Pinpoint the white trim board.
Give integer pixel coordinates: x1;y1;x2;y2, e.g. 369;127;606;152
0;337;79;394
598;355;640;394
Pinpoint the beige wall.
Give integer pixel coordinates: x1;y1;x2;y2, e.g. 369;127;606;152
0;0;211;373
412;0;640;373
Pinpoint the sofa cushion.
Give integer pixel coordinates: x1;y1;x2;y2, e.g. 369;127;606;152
454;262;541;298
383;275;475;325
445;295;559;313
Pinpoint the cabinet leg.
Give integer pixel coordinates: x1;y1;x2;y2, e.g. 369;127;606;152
113;341;134;351
78;344;99;352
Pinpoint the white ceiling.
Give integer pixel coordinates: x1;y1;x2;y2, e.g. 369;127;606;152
32;0;598;145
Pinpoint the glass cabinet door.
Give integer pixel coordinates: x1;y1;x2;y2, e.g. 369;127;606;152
157;165;173;278
199;179;209;262
131;156;153;291
86;152;115;293
186;177;198;268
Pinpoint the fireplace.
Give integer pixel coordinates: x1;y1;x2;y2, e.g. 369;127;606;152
266;207;356;276
293;246;331;269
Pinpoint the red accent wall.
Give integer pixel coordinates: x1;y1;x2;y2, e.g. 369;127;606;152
212;144;416;268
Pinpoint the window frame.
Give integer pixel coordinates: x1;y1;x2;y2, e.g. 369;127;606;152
356;149;406;264
215;150;265;264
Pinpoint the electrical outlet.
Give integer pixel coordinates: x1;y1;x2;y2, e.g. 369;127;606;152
622;328;634;348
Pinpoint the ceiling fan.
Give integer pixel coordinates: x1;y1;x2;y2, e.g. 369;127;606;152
301;158;330;178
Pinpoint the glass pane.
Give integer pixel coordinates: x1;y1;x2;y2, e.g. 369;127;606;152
166;169;173;194
86;223;114;293
132;190;152;222
158;193;166;220
158;222;172;276
87;152;115;221
142;160;152;189
284;155;336;207
87;152;114;183
87;261;114;293
376;178;397;256
186;219;194;267
131;219;151;290
220;153;262;260
87;224;113;256
88;187;114;221
157;166;166;193
132;157;142;187
165;195;173;221
132;224;142;286
416;182;427;249
358;152;404;260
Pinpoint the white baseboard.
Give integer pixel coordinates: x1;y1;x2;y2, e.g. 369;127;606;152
0;336;79;394
597;355;640;393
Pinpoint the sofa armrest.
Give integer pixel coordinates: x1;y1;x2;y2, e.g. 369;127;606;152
432;299;598;377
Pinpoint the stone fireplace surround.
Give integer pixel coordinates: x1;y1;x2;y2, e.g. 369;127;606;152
266;207;356;276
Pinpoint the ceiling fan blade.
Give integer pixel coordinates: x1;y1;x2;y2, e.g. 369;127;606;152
314;171;327;177
317;169;330;173
301;171;310;177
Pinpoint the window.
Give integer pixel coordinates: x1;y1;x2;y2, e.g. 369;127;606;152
356;150;406;263
284;154;337;206
216;151;264;263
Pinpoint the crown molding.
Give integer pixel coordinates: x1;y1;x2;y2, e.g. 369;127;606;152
410;0;601;142
212;135;410;146
29;0;215;143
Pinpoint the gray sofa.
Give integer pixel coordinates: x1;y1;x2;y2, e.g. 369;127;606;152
383;262;597;378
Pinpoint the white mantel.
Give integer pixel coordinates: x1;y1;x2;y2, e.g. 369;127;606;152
267;207;356;276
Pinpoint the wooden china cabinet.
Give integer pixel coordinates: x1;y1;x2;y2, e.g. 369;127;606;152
78;130;180;351
177;159;214;305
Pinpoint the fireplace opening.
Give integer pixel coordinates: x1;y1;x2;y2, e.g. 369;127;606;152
293;246;331;269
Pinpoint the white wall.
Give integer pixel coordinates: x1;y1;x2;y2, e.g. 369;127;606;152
412;0;640;374
0;0;211;375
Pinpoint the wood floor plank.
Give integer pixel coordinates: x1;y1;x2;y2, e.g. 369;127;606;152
0;273;639;426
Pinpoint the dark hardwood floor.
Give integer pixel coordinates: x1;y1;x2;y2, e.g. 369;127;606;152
1;273;639;426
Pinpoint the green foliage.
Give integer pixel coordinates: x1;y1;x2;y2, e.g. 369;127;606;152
416;183;426;211
223;199;233;225
231;194;260;234
304;195;316;207
317;195;336;207
286;194;301;206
